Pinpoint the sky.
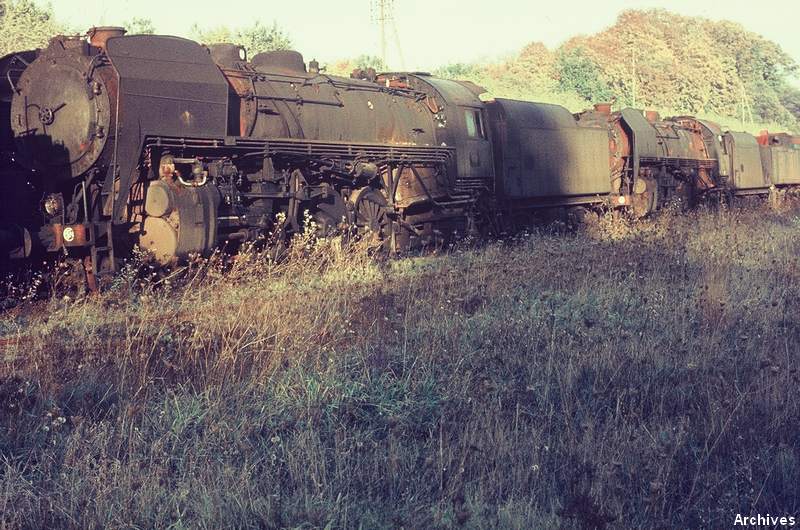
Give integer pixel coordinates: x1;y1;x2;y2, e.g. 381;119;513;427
41;0;800;79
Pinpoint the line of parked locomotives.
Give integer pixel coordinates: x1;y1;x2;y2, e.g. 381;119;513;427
1;28;799;279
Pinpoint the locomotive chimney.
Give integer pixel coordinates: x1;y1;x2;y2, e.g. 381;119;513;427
87;26;127;49
593;103;611;116
645;110;660;123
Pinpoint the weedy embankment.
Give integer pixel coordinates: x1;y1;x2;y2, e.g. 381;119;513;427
1;202;799;529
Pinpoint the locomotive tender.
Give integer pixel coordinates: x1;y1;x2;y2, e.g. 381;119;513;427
1;27;799;283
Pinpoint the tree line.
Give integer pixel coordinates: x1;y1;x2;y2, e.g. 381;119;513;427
1;3;797;130
0;1;291;55
436;9;800;130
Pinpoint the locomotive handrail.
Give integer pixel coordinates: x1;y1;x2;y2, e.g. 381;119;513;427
5;70;18;95
224;68;428;101
246;93;344;107
144;136;455;165
639;156;716;168
4;53;30;95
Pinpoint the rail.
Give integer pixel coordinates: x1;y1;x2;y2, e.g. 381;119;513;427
144;136;456;165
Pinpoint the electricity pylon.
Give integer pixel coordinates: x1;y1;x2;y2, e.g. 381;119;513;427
370;0;405;70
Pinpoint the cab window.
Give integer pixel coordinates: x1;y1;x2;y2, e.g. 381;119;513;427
465;109;486;139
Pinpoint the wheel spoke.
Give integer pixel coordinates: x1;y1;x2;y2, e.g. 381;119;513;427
356;190;389;240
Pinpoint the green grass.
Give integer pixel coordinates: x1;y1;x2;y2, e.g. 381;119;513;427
1;200;800;528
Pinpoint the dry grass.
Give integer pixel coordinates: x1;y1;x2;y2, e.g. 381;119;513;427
1;201;800;529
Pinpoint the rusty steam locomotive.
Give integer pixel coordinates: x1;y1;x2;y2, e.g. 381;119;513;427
1;28;799;283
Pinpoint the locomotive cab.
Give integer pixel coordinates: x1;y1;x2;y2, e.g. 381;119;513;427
377;73;495;195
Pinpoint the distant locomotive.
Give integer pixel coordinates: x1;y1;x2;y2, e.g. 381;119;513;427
1;27;799;285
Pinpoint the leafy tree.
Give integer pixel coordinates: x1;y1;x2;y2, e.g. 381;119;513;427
435;62;477;79
565;9;797;126
475;44;563;102
238;21;291;55
326;55;386;77
426;8;798;130
778;85;800;123
748;78;795;125
556;47;612;103
191;21;291;57
124;17;155;35
0;0;65;55
513;42;557;88
353;54;385;72
189;24;234;45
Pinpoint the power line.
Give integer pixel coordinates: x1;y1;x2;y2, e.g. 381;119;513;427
370;0;404;70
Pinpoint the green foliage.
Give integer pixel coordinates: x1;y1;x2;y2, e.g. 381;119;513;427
556;47;613;103
749;78;796;125
326;55;386;77
441;9;798;132
189;24;233;45
238;21;292;56
778;85;800;123
0;0;65;55
124;17;155;35
576;9;798;127
434;62;476;79
190;21;291;57
352;54;385;72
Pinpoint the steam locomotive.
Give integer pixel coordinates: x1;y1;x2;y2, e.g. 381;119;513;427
1;27;799;285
